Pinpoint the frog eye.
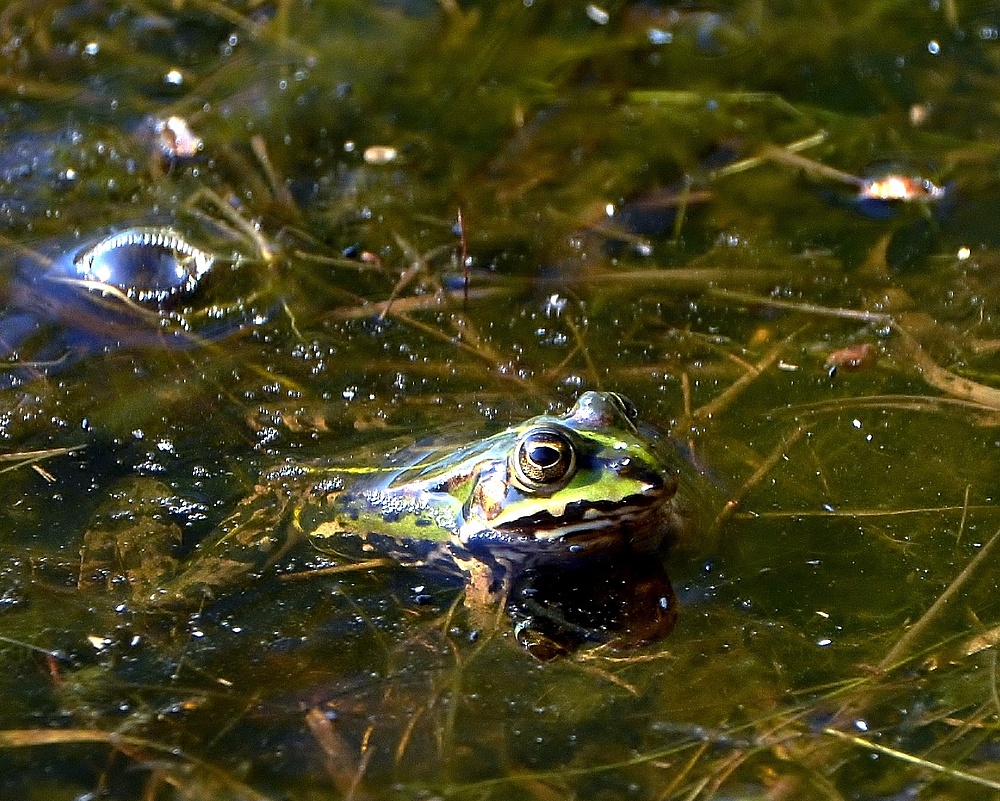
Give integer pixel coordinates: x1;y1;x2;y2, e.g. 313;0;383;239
512;427;577;490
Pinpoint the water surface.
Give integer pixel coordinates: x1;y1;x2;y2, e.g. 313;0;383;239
2;2;1000;799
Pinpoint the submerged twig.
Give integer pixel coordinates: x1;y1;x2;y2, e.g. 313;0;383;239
737;504;995;519
279;558;396;581
755;143;864;188
568;268;793;288
0;446;81;475
563;314;600;389
705;288;892;324
0;635;60;657
456;207;469;308
379;235;444;320
305;708;374;801
332;287;503;320
894;324;1000;410
706;426;807;538
251;134;298;212
0;729;275;801
823;727;1000;792
691;334;795;422
709;131;829;180
780;394;1000;423
704;290;1000;416
184;186;277;264
878;526;1000;673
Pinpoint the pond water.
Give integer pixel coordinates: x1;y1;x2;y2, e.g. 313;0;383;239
3;1;1000;799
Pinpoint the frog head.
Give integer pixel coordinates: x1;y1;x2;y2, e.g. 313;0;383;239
454;391;678;566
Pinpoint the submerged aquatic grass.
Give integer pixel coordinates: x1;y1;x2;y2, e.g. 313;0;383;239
2;0;1000;799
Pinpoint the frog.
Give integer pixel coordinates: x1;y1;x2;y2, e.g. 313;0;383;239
81;391;684;634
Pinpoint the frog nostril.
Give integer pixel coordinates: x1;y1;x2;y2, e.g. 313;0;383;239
622;463;671;495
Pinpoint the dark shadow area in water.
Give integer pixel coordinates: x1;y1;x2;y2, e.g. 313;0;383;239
508;555;678;659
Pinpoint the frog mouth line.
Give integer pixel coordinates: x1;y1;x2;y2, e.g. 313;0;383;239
483;491;673;544
523;498;668;543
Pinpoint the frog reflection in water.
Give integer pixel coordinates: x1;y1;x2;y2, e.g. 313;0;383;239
85;392;683;649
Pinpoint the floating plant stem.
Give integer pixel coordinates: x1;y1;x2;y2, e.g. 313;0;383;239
823;727;1000;792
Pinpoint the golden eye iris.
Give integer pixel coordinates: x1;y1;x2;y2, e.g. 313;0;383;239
513;427;576;490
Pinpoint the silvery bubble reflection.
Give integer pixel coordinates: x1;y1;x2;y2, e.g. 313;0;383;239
72;227;214;307
0;226;228;385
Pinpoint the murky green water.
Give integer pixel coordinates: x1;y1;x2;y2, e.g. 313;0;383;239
3;1;1000;799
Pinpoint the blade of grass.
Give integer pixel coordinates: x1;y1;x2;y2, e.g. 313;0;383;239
0;729;276;801
823;727;1000;792
879;526;1000;673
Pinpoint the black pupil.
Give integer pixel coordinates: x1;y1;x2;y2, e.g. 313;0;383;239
529;443;561;469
